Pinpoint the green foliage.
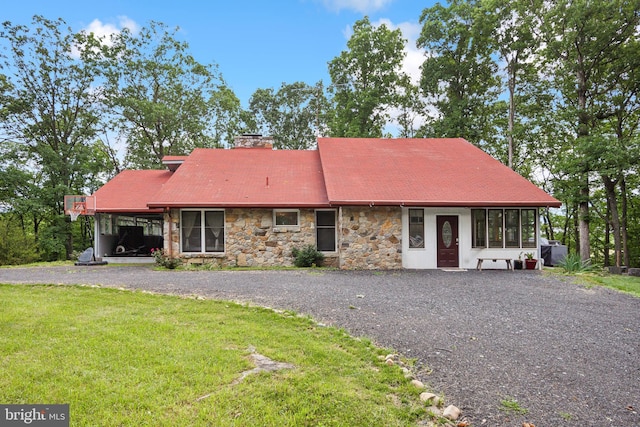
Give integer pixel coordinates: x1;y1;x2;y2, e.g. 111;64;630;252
500;397;529;415
0;215;39;265
328;17;409;137
0;16;107;259
291;245;325;268
151;248;181;269
248;81;327;149
102;21;242;168
557;252;597;273
417;1;500;143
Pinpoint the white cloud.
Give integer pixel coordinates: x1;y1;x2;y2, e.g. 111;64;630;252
322;0;395;13
72;16;139;58
82;16;140;45
371;18;423;85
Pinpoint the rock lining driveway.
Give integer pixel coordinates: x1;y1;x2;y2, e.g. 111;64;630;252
1;266;638;426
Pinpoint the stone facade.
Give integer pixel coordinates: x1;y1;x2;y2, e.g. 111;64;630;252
163;206;402;269
164;208;338;268
339;206;403;269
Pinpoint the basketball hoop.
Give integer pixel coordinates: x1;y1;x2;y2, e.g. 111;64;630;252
69;209;82;222
69;201;86;222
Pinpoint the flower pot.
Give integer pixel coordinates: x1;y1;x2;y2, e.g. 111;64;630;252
525;259;537;270
514;260;523;270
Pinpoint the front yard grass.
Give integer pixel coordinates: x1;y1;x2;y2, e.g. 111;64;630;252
579;274;640;297
547;268;640;297
0;284;427;426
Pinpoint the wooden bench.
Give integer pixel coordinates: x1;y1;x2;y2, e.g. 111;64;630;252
476;258;513;271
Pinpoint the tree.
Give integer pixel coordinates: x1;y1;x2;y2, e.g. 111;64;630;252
328;17;408;137
475;0;543;171
102;21;242;168
417;1;500;145
248;81;328;149
540;0;640;261
0;16;106;259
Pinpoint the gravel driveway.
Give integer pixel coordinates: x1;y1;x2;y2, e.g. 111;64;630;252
1;266;638;426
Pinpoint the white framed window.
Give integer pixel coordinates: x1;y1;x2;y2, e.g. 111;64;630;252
315;210;336;252
408;209;425;248
472;208;538;249
274;209;299;227
181;209;225;253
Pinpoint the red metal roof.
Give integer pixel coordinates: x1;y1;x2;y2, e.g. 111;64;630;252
317;138;561;207
147;148;330;208
93;138;560;211
92;170;172;213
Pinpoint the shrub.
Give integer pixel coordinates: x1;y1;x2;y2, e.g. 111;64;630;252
558;252;597;273
292;245;324;267
151;248;181;269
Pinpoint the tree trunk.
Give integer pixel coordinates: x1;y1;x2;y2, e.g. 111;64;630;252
507;61;515;170
573;206;580;256
602;175;622;267
620;177;630;267
576;60;591;261
604;197;610;267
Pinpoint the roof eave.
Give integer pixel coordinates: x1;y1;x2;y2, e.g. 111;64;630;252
147;202;332;209
95;208;165;214
327;200;562;208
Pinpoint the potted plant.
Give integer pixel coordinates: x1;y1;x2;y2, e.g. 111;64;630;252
524;252;537;270
514;252;523;270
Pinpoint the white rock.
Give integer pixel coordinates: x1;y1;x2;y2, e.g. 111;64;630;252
419;392;437;402
410;379;425;389
443;405;461;420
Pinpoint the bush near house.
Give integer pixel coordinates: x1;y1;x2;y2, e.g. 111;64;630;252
291;245;325;267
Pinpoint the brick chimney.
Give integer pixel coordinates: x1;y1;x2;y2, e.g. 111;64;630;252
233;134;274;149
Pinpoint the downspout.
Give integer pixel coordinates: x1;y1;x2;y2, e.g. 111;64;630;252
338;206;343;269
166;208;172;258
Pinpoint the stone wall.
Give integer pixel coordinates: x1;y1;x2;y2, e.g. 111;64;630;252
338;206;402;269
163;206;400;269
164;208;338;268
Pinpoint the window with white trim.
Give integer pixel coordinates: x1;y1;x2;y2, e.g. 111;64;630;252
315;210;336;252
408;209;425;248
181;210;225;253
274;209;299;227
472;208;537;249
273;209;300;228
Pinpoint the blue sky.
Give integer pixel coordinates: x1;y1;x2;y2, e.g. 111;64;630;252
2;0;437;108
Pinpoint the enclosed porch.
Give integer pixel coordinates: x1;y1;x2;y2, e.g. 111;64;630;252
94;213;164;263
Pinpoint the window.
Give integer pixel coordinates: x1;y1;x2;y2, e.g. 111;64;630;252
99;214;113;235
505;209;520;248
274;210;299;227
316;210;336;252
181;210;224;253
471;209;485;248
471;208;538;249
408;209;424;248
488;209;503;248
521;209;537;248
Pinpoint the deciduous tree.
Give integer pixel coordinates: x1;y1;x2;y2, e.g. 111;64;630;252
328;17;408;137
102;21;242;168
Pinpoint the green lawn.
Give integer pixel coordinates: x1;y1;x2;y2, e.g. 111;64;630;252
546;268;640;297
0;284;428;426
579;274;640;297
